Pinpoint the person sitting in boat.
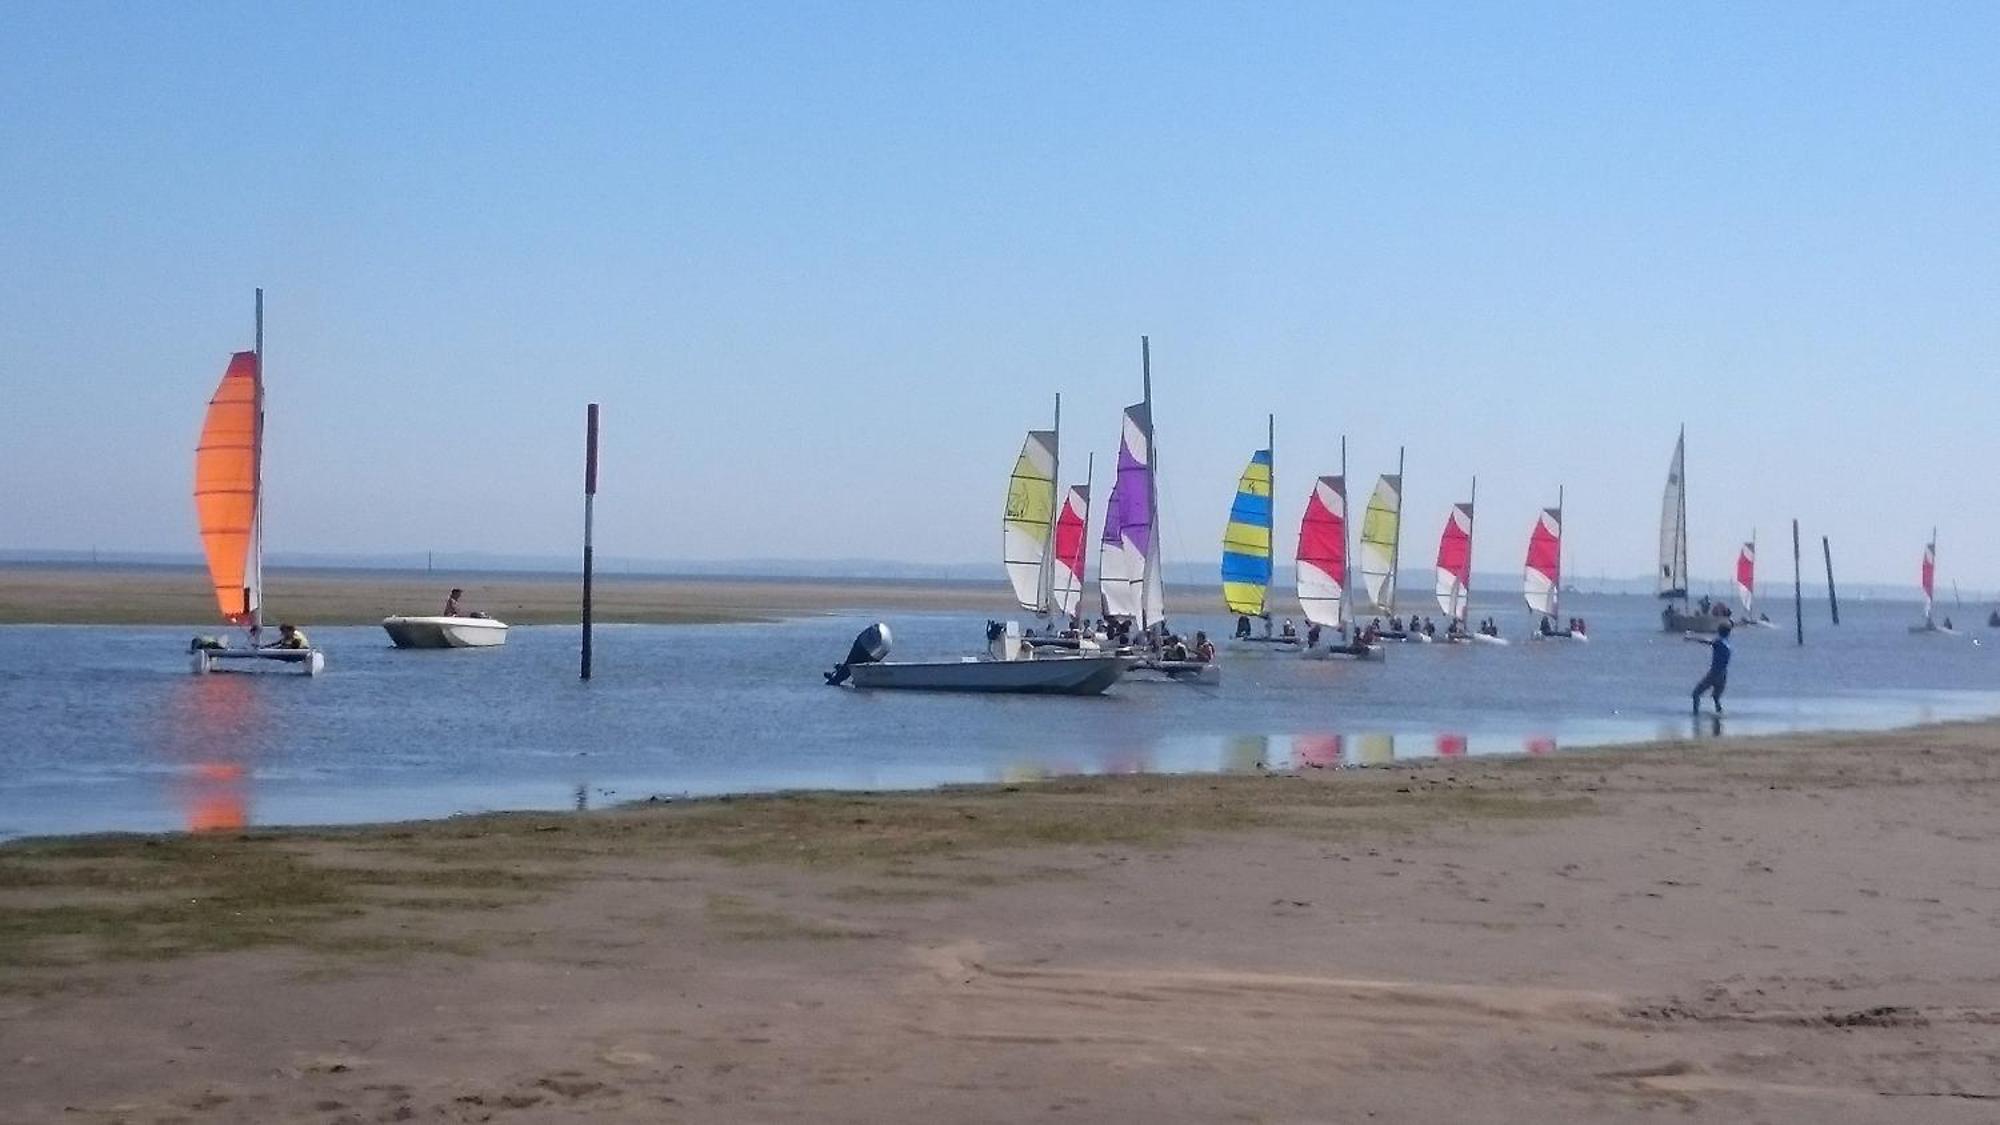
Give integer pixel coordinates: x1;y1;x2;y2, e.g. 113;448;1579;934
1360;621;1381;644
270;623;310;649
1280;618;1298;639
1235;615;1253;639
1306;623;1322;648
1698;594;1712;613
1576;618;1588;636
1540;615;1557;637
1163;634;1190;662
1193;631;1216;663
444;588;466;616
1943;616;1954;630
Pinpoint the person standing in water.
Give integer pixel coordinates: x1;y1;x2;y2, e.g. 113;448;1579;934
1686;621;1732;714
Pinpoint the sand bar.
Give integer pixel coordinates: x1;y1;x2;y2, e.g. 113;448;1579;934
4;722;2000;1122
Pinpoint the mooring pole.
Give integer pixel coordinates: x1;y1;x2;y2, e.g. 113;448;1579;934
1821;536;1840;625
581;403;600;680
1792;519;1804;646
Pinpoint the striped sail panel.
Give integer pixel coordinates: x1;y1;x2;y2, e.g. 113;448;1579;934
1220;449;1273;615
1523;508;1561;616
1357;474;1401;613
1099;403;1154;622
1002;430;1058;612
1433;502;1472;620
1296;475;1346;627
1921;539;1936;619
1736;542;1756;614
194;351;261;624
1658;433;1688;598
1050;484;1090;618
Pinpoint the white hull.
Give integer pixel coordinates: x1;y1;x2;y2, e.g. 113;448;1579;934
1302;643;1386;662
1470;633;1511;646
190;647;325;676
1129;659;1222;685
1909;623;1962;636
382;615;510;649
1528;631;1589;643
1227;636;1303;654
848;654;1128;695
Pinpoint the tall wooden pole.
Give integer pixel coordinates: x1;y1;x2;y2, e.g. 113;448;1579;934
581;403;600;680
1792;519;1804;646
1822;536;1840;624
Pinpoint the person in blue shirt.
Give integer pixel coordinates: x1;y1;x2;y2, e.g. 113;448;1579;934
1685;622;1732;713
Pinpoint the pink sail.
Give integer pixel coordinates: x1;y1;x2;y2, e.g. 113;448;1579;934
1736;540;1756;613
1523;508;1561;616
1433;502;1473;620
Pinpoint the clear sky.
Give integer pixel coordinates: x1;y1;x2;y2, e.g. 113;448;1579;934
2;2;1994;588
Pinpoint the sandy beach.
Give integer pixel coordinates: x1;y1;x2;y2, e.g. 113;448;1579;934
0;566;1017;627
4;722;1999;1122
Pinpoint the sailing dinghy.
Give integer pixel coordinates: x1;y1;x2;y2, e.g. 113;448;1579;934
1658;427;1726;634
1909;531;1961;635
1296;438;1384;661
189;291;323;676
1523;490;1583;641
1432;479;1499;644
1735;535;1775;628
1225;417;1297;652
1357;448;1424;641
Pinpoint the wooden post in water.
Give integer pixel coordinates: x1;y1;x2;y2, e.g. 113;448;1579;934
1792;519;1804;646
1822;536;1840;624
581;403;600;680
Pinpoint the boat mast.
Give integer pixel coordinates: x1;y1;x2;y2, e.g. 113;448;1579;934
1465;475;1477;623
1554;484;1564;622
1340;435;1349;632
250;287;265;640
1141;336;1160;633
1266;412;1275;619
1041;392;1060;617
1677;424;1689;613
1389;445;1405;614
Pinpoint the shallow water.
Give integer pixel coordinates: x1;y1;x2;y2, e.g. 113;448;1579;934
0;593;1993;838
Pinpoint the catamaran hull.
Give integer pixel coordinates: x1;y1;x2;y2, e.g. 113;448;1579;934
848;655;1128;695
1129;659;1223;685
382;616;510;649
190;647;325;676
1303;644;1386;662
1909;623;1962;636
1228;636;1303;654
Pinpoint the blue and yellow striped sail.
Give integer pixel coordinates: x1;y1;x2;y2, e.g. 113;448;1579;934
1221;449;1273;615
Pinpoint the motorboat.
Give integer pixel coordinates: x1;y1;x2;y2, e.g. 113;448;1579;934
827;622;1129;696
382;615;510;649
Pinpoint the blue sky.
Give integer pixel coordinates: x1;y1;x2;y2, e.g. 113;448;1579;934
2;2;1994;587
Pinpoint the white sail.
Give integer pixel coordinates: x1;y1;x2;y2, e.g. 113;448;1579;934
1523;507;1562;617
1357;474;1402;614
1657;430;1688;599
1002;429;1058;613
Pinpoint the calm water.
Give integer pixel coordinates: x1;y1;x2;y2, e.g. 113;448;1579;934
0;594;1994;839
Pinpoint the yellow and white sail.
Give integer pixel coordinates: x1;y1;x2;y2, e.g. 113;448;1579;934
1002;429;1058;613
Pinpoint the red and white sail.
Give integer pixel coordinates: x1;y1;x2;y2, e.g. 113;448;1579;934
1434;501;1473;621
1296;475;1347;627
1050;483;1090;619
1523;507;1561;617
1921;532;1937;622
1735;538;1756;615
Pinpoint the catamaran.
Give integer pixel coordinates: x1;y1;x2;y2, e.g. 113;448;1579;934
1224;416;1294;651
1734;534;1775;628
1431;479;1477;642
1357;448;1420;640
1003;396;1062;622
1910;530;1959;635
1297;437;1384;661
1523;489;1583;641
1658;427;1725;634
189;290;324;676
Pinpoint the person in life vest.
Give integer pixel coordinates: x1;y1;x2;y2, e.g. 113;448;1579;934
271;623;311;650
1193;631;1216;663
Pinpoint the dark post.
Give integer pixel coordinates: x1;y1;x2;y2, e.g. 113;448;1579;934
1821;536;1840;625
581;403;600;680
1792;520;1804;646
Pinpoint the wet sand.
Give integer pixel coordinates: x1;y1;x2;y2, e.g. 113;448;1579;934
0;566;1013;626
5;722;2000;1122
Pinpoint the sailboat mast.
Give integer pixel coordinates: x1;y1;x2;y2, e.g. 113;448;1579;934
1141;335;1160;632
1340;435;1348;630
1554;484;1564;622
250;287;265;637
1041;392;1060;616
1466;475;1477;622
1677;424;1689;612
1266;412;1275;618
1389;445;1405;613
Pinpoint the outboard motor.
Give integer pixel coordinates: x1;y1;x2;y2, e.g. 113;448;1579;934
825;622;892;686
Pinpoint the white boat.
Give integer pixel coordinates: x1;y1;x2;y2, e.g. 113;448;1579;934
1523;489;1583;642
188;290;323;676
1294;442;1386;661
1658;428;1726;634
382;615;510;648
830;623;1130;695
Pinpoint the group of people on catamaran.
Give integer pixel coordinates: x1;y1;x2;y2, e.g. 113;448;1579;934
1034;616;1218;664
1537;615;1590;637
1473;617;1503;638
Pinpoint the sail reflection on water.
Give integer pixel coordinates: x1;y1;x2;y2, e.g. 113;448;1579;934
161;675;268;831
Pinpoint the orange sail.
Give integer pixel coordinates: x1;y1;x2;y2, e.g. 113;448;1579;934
194;351;261;624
